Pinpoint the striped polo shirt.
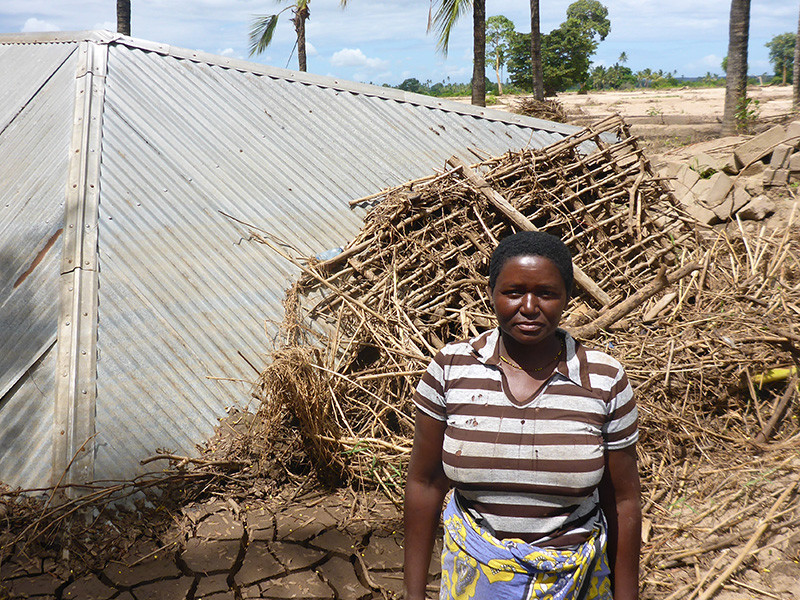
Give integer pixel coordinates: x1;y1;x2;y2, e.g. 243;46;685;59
413;328;638;547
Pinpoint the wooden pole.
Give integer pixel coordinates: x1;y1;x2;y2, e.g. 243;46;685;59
446;156;613;306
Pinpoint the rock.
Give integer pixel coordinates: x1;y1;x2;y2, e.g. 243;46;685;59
763;168;789;187
790;152;800;174
734;125;787;170
690;177;713;203
769;144;793;169
744;176;764;196
677;164;701;189
738;195;776;220
657;160;683;180
686;202;719;225
786;120;800;147
719;153;738;174
689;152;722;176
729;185;751;216
703;172;734;208
739;159;767;177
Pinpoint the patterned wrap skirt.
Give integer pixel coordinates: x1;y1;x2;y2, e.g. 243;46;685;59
439;494;613;600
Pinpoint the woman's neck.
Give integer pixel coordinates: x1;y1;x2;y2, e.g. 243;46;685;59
499;331;562;372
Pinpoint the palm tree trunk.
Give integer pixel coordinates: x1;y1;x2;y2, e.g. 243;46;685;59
117;0;131;36
722;0;750;135
530;0;544;100
294;5;310;72
793;3;800;111
471;0;486;106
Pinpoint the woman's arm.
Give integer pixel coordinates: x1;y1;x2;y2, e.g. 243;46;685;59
404;409;450;600
598;445;641;600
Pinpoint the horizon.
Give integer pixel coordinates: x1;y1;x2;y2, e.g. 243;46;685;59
0;1;794;87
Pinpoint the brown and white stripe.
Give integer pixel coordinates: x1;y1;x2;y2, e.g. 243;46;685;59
413;328;638;547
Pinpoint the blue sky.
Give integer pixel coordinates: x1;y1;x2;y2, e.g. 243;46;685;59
0;1;795;86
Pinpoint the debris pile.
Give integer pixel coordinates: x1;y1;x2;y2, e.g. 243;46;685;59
513;96;568;123
250;115;800;599
659;121;800;225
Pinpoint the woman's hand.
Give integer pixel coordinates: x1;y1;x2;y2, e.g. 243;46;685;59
599;445;641;600
404;410;450;600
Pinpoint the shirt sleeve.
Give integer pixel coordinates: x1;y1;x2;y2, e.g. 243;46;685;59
412;351;447;421
602;365;639;450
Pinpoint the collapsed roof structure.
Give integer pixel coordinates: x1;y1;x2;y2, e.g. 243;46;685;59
0;30;583;491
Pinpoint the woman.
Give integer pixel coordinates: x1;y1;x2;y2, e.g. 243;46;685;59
404;231;641;600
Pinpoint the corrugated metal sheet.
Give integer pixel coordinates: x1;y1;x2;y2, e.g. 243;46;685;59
0;43;77;488
0;31;579;486
0;345;57;490
92;43;573;481
0;41;78;133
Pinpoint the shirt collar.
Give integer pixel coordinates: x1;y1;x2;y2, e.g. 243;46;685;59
469;327;590;390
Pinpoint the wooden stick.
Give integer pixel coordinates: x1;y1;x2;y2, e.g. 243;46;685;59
446;156;612;306
694;480;797;600
754;375;799;443
574;262;701;339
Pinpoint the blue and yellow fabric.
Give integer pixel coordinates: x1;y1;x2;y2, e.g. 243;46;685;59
439;494;613;600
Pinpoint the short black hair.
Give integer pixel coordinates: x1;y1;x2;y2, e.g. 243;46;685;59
488;231;574;294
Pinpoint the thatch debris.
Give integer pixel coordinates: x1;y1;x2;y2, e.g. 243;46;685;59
249;114;800;598
514;96;568;122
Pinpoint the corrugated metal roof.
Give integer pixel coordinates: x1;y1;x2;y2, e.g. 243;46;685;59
0;30;579;487
0;44;77;490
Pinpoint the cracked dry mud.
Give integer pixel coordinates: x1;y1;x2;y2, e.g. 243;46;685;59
1;493;436;600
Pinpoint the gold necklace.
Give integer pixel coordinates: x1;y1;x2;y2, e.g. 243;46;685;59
500;342;563;372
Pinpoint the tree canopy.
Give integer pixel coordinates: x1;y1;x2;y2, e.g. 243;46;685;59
486;15;515;94
506;0;610;94
766;32;796;84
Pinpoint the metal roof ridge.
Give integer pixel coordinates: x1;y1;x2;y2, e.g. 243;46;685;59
53;38;108;492
0;30;118;45
38;29;577;136
0;29;578;135
119;31;580;135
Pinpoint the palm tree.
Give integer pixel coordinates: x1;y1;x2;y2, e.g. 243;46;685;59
250;0;347;72
721;0;750;135
117;0;130;36
530;0;544;100
431;0;487;107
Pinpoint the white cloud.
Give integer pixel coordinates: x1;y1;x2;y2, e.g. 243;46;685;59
94;21;115;31
684;54;723;72
220;47;236;56
21;17;60;32
306;41;318;57
330;48;388;70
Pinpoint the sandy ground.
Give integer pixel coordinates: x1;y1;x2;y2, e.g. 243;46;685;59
479;85;796;149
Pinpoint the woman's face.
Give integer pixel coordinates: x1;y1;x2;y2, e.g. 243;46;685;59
488;255;568;347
